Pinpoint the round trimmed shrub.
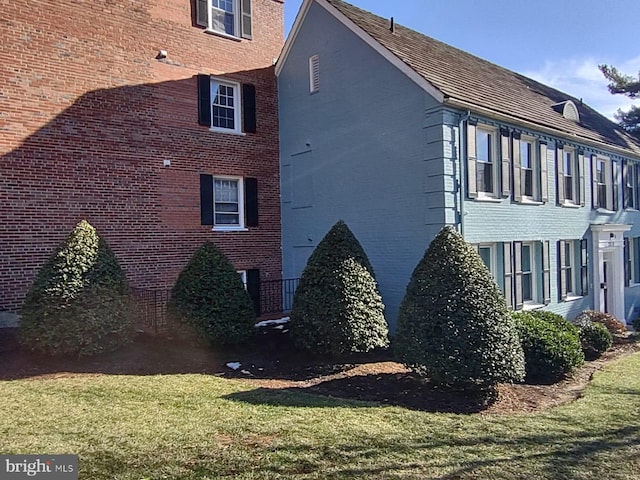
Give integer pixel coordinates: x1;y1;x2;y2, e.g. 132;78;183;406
290;220;389;357
19;220;135;356
528;310;579;336
169;243;255;346
395;227;525;391
513;312;584;383
579;322;613;360
574;310;627;335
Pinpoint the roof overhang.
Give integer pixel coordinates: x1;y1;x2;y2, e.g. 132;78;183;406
446;97;640;160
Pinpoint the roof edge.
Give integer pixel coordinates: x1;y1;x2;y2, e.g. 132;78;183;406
446;98;640;160
276;0;445;103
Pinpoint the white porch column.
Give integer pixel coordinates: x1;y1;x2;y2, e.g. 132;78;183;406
590;224;631;324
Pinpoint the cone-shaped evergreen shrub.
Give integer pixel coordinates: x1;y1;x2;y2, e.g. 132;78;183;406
19;220;134;356
169;242;255;346
395;226;525;390
290;220;389;356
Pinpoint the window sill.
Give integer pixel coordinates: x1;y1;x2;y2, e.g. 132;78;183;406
212;227;249;232
627;283;640;288
522;302;545;311
563;295;583;302
595;208;615;214
204;29;242;42
624;208;639;212
209;128;246;136
473;196;502;203
519;199;544;206
560;202;581;209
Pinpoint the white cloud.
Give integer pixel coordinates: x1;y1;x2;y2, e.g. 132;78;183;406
522;56;639;120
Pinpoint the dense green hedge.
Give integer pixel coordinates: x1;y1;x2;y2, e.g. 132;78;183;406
395;227;525;391
513;311;584;382
574;310;627;335
169;243;255;346
19;220;134;356
289;220;389;356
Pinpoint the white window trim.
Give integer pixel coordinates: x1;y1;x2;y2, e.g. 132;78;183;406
478;243;497;279
213;176;247;231
521;242;539;307
237;270;248;289
520;135;539;201
475;126;499;199
210;78;242;135
563;147;579;206
565;240;576;297
204;0;240;38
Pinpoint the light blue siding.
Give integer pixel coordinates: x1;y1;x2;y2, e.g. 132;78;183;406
278;2;446;326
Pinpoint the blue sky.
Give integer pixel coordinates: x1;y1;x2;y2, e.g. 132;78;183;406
284;0;639;120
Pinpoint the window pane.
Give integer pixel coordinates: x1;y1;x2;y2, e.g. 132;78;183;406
214;179;240;226
477;162;493;193
212;84;236;130
479;247;492;271
521;245;531;272
477;131;491;163
520;141;532;169
522;273;532;301
564;152;573;175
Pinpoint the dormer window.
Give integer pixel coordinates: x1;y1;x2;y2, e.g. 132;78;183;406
552;100;580;122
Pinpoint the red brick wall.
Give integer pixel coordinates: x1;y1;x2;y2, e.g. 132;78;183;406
0;0;284;312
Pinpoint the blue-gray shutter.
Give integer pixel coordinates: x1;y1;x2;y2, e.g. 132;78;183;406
513;241;523;310
580;238;588;295
242;84;256;133
578;151;585;206
540;141;549;203
241;0;252;39
624;237;631;287
197;74;211;126
558;240;567;301
500;127;511;198
503;242;514;309
247;269;260;314
543;240;551;305
512;132;522;202
245;177;258;227
200;174;213;225
467;121;478;199
556;144;565;205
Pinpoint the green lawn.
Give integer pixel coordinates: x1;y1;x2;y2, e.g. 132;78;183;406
1;354;640;479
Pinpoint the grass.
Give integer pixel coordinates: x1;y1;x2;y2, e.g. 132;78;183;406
1;354;640;479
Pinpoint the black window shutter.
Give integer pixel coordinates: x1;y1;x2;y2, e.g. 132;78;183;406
197;74;211;126
242;83;256;133
245;177;258;227
200;174;214;225
196;0;208;27
624;237;631;287
246;269;261;315
241;0;252;39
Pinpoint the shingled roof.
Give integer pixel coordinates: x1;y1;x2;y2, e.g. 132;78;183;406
320;0;640;158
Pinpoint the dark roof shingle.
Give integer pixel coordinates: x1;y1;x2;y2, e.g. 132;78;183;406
325;0;640;156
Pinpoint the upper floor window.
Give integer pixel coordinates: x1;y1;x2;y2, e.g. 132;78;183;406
476;128;497;195
196;0;252;40
591;155;614;211
556;145;584;207
197;74;256;134
623;161;638;210
514;135;547;202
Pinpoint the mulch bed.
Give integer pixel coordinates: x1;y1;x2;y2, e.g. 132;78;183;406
1;325;638;414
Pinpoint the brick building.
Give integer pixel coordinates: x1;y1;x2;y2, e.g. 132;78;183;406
0;0;285;323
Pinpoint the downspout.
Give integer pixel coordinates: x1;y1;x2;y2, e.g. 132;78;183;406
457;110;471;238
